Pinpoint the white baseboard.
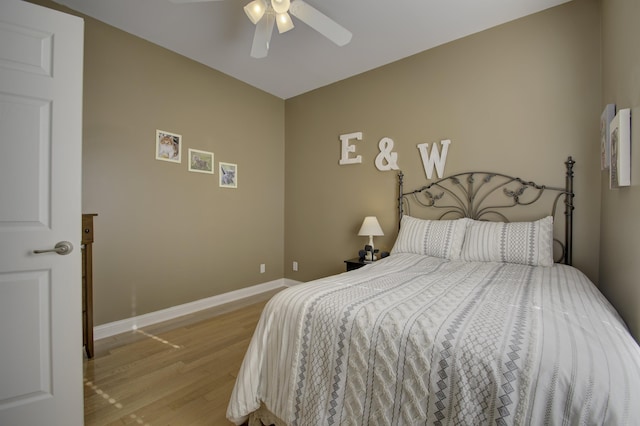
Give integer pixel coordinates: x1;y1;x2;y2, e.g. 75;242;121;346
94;278;303;340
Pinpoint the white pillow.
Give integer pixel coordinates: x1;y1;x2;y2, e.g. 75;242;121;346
460;216;554;266
391;216;470;260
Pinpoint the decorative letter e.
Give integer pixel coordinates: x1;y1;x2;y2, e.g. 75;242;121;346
339;132;363;165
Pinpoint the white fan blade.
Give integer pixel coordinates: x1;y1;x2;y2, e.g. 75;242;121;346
250;13;275;58
168;0;224;3
289;0;352;46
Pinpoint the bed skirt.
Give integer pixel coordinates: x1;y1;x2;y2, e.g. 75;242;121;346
248;404;287;426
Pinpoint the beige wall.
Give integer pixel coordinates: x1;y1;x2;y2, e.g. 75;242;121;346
285;0;602;284
36;0;635;339
31;1;285;326
599;0;640;339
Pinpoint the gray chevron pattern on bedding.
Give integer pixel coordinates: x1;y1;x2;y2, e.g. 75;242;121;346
227;254;640;425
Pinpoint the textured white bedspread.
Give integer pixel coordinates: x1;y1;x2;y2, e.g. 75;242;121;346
227;254;640;425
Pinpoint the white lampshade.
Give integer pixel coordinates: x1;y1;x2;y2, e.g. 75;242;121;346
244;0;266;25
271;0;290;14
358;216;384;238
276;12;294;33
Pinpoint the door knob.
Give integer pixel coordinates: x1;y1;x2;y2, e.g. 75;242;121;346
33;241;74;255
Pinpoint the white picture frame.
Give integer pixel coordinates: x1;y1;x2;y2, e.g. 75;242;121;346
188;149;214;174
600;104;615;170
155;129;182;163
609;108;631;189
219;162;237;188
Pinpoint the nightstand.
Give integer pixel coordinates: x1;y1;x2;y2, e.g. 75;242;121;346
344;257;371;271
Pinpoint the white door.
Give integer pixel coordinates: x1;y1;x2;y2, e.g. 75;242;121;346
0;1;84;425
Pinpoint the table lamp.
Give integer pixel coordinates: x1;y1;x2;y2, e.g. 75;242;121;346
358;216;384;261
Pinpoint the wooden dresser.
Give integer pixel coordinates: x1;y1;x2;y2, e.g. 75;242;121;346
82;214;97;358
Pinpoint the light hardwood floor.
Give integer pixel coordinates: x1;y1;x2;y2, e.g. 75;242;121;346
83;288;284;426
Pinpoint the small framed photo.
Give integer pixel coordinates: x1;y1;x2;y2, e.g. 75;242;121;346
600;104;616;170
219;162;237;188
155;129;182;163
188;149;214;174
609;108;631;189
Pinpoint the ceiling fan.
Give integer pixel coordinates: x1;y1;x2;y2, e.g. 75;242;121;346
169;0;352;59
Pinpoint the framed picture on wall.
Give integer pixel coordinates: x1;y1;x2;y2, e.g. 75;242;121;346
155;129;182;163
188;149;214;174
600;104;616;170
609;108;631;189
219;162;237;188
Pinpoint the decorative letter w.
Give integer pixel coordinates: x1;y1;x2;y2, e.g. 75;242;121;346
416;139;451;179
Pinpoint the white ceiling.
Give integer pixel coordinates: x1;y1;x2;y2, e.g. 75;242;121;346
53;0;571;99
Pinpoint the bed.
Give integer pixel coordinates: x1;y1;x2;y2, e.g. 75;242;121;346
227;157;640;425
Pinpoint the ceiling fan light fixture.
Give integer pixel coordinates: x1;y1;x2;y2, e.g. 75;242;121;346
276;12;294;33
271;0;290;14
244;0;266;25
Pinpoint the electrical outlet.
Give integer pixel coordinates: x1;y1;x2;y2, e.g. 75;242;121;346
260;264;265;273
293;261;298;271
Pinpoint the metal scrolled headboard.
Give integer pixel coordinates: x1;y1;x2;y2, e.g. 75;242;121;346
398;156;575;265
